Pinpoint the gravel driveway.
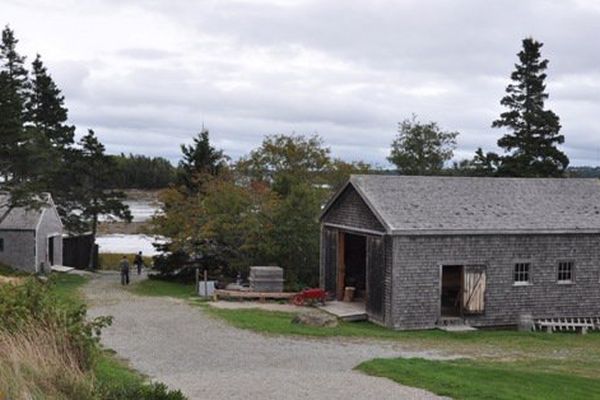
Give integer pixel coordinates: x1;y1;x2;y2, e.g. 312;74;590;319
84;273;447;400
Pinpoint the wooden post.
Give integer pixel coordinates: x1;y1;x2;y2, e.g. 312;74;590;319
195;268;200;296
204;269;208;299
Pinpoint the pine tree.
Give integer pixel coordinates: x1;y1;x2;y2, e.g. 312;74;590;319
25;54;76;212
64;130;131;267
0;25;30;186
27;54;75;148
492;38;568;177
177;129;228;193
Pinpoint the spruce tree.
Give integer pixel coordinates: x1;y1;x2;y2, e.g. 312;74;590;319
492;38;568;177
27;54;75;148
0;25;30;185
25;54;76;212
64;130;131;266
177;129;228;193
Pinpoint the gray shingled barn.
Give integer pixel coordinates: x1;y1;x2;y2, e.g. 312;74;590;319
319;175;600;330
0;194;63;273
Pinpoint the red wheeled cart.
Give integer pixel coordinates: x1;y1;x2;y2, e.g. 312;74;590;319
292;288;328;306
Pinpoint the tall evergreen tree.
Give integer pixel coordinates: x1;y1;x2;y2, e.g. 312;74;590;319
64;130;131;267
492;38;568;177
24;54;76;214
177;129;228;193
0;25;30;190
27;54;75;148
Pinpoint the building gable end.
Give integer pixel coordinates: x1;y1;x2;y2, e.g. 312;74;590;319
321;184;386;233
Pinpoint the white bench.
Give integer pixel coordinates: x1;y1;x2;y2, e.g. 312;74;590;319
534;317;596;334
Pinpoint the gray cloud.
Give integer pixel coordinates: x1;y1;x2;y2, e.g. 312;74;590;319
4;0;600;166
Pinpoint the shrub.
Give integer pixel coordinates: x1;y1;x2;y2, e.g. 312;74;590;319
0;277;111;370
0;276;188;400
96;382;186;400
0;324;96;400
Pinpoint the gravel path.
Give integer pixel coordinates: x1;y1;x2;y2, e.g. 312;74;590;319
84;273;448;400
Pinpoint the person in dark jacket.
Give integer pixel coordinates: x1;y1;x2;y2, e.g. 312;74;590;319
119;256;130;285
134;251;144;275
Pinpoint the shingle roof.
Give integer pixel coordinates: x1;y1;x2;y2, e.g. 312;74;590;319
338;175;600;235
0;194;51;230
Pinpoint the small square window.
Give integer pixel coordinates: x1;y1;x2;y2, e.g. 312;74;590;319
514;263;530;284
558;261;574;283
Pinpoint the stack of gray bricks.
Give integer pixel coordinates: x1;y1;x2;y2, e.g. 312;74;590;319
249;266;284;292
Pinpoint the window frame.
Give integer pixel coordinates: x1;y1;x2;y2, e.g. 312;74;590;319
557;260;575;284
513;261;531;286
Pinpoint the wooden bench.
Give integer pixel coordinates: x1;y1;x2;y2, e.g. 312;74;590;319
534;317;595;334
212;289;298;303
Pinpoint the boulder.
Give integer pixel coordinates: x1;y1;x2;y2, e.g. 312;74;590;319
292;311;338;328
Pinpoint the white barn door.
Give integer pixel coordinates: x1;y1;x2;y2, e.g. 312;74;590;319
462;266;486;314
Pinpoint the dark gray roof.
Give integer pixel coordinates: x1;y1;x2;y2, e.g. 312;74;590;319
0;194;54;230
337;175;600;235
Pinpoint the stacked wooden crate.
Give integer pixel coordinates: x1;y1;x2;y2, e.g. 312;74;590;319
249;266;284;292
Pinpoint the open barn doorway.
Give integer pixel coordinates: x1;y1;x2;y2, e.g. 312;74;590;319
337;232;366;301
441;265;463;316
48;236;55;265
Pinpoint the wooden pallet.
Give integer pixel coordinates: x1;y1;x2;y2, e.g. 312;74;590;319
213;289;298;302
533;317;598;334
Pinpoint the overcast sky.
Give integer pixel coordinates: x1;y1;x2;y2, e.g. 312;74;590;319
3;0;600;166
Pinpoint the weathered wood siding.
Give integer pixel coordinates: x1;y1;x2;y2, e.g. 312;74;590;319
366;235;385;323
320;227;338;296
0;230;36;272
320;184;390;324
321;185;385;233
391;234;600;330
35;206;63;271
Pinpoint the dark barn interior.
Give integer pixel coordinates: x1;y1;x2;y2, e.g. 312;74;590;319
441;265;463;316
343;233;366;300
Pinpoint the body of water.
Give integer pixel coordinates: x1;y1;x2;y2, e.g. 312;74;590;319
96;234;165;256
97;200;165;255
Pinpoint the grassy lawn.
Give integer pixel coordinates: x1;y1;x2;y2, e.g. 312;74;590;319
129;278;196;299
357;357;600;400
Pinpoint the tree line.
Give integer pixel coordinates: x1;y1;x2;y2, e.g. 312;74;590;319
111;154;176;189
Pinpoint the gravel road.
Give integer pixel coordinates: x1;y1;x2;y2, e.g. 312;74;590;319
84;272;448;400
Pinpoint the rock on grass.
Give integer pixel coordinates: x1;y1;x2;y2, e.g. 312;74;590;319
292;312;338;328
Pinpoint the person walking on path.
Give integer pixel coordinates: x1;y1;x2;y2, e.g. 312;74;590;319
119;256;130;285
134;251;144;275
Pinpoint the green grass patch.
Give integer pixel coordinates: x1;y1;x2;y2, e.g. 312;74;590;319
205;307;600;379
50;273;89;306
357;357;600;400
129;278;196;299
93;349;145;388
205;307;406;338
99;253;152;270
